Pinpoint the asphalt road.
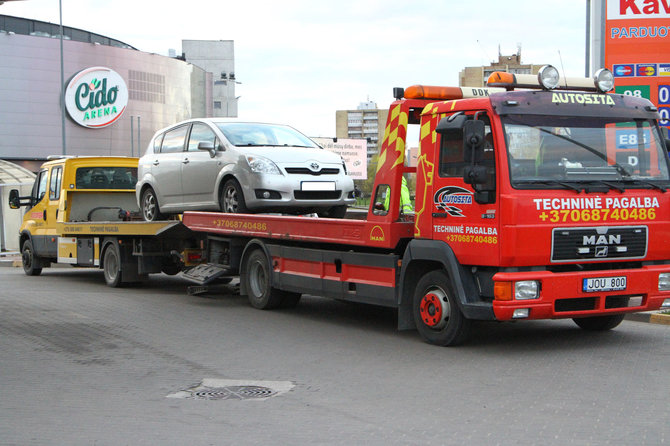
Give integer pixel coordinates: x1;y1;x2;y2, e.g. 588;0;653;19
1;266;669;445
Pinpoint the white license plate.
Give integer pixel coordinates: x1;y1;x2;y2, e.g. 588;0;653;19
583;276;627;293
301;181;335;191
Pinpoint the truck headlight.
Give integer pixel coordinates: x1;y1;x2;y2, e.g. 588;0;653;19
246;155;281;175
659;273;670;291
537;65;560;90
593;68;614;92
515;280;540;300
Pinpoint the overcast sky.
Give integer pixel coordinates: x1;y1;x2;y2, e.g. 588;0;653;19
1;0;590;137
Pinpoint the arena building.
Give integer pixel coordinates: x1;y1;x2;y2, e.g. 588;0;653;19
0;15;236;171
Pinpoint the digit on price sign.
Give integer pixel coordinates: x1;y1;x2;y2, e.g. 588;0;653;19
616;85;650;100
659;106;670;128
659;85;670;105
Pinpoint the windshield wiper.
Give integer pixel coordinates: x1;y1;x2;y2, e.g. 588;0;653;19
514;179;583;193
621;178;667;192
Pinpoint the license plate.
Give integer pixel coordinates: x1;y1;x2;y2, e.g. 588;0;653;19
583;276;627;293
301;181;335;191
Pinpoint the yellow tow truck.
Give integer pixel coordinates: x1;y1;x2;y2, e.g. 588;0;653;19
9;156;199;286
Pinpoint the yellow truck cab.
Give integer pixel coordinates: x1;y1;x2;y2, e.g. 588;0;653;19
9;156;193;285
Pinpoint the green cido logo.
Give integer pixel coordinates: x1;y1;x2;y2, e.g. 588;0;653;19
65;67;128;128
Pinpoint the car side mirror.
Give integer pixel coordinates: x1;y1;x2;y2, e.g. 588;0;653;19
197;141;217;157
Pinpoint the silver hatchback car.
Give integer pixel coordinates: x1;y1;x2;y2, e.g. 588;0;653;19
136;119;355;221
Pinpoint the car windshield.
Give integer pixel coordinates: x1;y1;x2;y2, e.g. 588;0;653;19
215;122;319;148
503;114;670;189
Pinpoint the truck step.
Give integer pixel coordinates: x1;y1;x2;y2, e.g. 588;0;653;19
182;263;233;285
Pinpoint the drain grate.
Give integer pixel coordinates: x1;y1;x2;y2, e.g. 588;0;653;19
168;379;294;401
192;385;276;400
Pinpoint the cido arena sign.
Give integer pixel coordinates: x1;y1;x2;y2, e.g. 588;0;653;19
64;67;128;128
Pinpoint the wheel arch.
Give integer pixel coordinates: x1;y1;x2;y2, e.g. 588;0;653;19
397;239;494;330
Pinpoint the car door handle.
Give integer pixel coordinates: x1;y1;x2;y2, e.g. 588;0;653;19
182;158;190;164
153;160;160;166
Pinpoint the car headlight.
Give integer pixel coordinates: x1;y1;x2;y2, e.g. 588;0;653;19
246;155;281;175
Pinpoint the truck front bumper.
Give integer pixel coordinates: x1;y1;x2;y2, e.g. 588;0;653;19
491;265;670;321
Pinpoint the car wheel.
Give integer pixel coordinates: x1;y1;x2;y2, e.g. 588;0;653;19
22;239;42;276
317;205;347;219
141;187;164;221
221;179;249;214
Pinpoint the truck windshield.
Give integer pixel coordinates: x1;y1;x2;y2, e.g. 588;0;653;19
216;123;319;148
502;114;670;189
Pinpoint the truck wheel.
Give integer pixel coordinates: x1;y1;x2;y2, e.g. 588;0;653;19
21;239;42;276
221;179;249;214
243;249;283;309
141;187;164;221
317;205;347;219
413;270;472;346
573;314;625;331
103;243;123;287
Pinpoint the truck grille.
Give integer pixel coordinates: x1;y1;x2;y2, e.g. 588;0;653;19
551;226;647;262
285;167;340;176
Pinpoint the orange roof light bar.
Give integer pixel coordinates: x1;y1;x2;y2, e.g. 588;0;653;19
403;85;506;101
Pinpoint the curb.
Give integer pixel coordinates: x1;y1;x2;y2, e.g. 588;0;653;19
650;312;670;325
625;311;670;325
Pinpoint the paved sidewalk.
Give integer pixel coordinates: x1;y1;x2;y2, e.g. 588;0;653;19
0;251;20;268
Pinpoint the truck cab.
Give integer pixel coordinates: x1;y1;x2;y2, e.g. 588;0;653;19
9;157;139;275
368;66;670;344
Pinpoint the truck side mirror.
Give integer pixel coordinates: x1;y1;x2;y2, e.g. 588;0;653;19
463;120;486;163
435;113;467;136
8;189;20;209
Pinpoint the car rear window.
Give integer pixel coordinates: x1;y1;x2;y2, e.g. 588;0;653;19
75;167;138;190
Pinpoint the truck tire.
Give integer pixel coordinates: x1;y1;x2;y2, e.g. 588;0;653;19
221;179;249;214
572;314;625;331
141;187;164;222
413;270;472;346
243;249;284;309
21;239;42;276
103;242;123;287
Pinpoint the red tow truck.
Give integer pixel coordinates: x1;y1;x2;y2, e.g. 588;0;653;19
11;66;670;345
180;66;670;345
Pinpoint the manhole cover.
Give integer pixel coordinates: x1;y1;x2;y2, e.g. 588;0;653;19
168;379;294;401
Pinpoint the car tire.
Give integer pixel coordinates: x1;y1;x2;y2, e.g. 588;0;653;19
317;205;347;219
141;187;164;222
21;239;43;276
221;179;249;214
